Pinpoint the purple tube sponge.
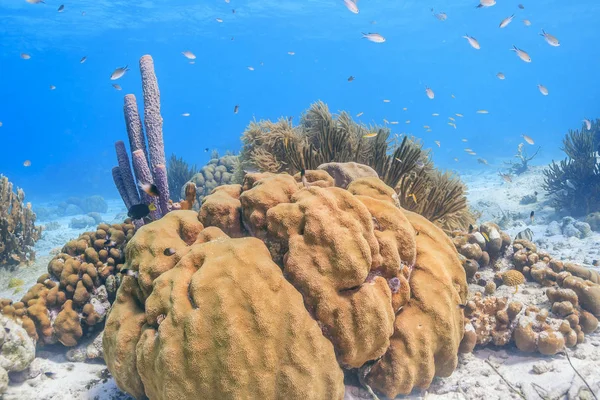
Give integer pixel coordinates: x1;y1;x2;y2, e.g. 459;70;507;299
139;55;166;168
123;94;148;163
111;167;131;209
132;150;160;220
153;164;170;215
115;140;140;208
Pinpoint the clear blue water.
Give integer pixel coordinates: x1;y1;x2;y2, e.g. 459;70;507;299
0;0;598;203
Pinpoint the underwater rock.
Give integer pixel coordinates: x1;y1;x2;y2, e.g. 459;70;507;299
87;212;104;224
545;221;562;236
573;221;592;237
0;366;7;395
0;316;35;373
82;195;108;213
519;193;538;205
559;217;592;239
69;216;96;229
64;204;84;216
585;212;600;231
66;330;104;362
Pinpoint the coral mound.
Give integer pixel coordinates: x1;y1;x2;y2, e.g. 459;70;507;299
104;169;468;399
183;152;238;208
0;175;42;269
0;220;135;346
103;211;344;400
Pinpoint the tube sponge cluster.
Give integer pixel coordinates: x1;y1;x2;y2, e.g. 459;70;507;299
112;55;170;223
0;175;42;270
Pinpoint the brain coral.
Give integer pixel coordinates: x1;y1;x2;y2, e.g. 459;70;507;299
104;169;468;399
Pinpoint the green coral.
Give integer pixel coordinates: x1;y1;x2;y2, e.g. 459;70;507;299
543;119;600;216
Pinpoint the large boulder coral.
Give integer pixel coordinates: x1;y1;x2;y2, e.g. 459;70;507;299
182;153;238;208
104;170;468;399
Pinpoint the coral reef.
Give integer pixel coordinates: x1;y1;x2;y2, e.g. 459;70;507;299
112;55;170;221
0;221;135;346
0;175;42;270
238;101;476;231
543;119;600;216
183;151;239;208
166;154;197;201
103;169;468;399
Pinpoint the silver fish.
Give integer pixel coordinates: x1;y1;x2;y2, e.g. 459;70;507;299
361;32;386;43
514;228;533;241
110;65;129;80
499;14;514;28
540;29;560;47
566;179;576;190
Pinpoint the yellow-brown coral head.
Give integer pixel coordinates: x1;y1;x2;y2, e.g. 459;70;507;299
501;270;525;286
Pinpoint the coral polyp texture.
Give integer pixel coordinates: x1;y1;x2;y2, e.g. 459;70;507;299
112;55;171;222
103;167;468;399
0;221;135;346
0;175;42;270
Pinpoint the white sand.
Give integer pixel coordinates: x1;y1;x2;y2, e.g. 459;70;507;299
3;171;600;399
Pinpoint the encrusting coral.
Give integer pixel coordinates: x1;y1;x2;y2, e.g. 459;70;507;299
238;101;476;232
0;220;135;346
0;175;42;270
103;167;468;399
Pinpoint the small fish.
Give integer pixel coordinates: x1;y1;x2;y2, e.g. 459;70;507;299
288;51;295;55
157;314;166;325
431;9;447;21
384;119;390;124
383;99;391;103
464;148;473;152
58;4;64;12
112;84;122;90
476;0;496;8
23;160;31;167
415;159;425;169
423;125;430;129
4;327;9;334
477;110;489;114
448;122;457;128
523;19;531;26
451;94;456;98
300;169;308;189
362;32;386;43
363;132;378;138
477;158;488;165
234;105;239;114
467;151;477;155
390;121;399;125
584;119;592;130
432;113;439;117
120;268;139;279
518;4;524;9
128;204;151;219
403;107;408;111
499;173;512;183
216;18;223;23
530;211;535;224
425;87;435;99
204;148;209;152
164;248;176;256
189;61;195;65
566;179;576;190
593;260;600;267
435;140;441;147
247;66;255;71
462;139;468;142
80;56;87;63
454;158;459;162
449;117;455;121
540;29;560;47
21;53;31;60
407;193;417;203
426;129;432;132
511;45;531;62
497;72;506;80
463;34;480;50
182;51;196;60
110;66;129;80
50;85;56;90
456;113;464;118
232;9;235;13
481;232;490;242
537;84;549;96
26;0;45;3
514;228;533;241
468;224;474;233
44;372;58;379
499;14;515;29
139;182;160;197
103;239;116;247
181;113;190;117
356;112;364;117
405;120;411;124
348;76;355;82
395;158;402;163
343;0;359;14
522;134;534;145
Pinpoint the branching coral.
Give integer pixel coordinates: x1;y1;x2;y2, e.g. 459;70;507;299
504;142;541;175
543;119;600;216
166;154;197;201
0;175;42;270
238;101;475;231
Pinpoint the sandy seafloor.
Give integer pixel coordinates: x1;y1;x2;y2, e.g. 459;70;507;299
2;167;600;400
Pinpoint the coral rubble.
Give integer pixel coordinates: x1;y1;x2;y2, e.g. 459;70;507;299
103;168;468;399
0;175;42;270
112;55;170;222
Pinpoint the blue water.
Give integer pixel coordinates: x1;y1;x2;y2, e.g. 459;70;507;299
0;0;598;203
